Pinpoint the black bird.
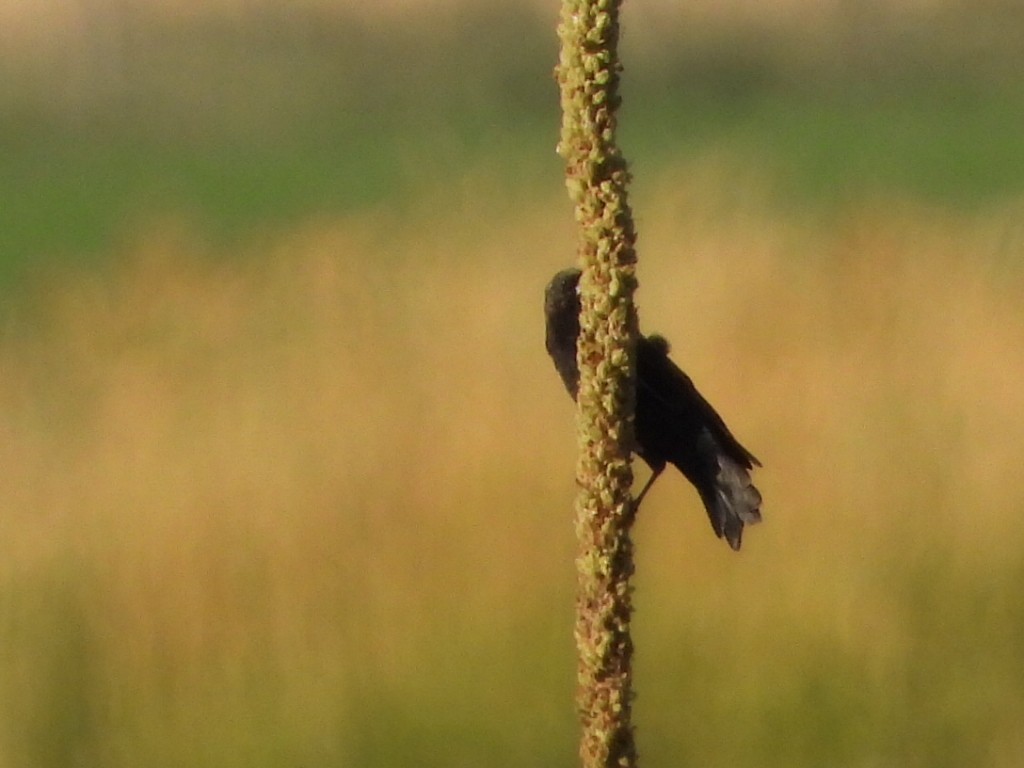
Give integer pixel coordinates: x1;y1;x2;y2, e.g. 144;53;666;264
544;267;762;550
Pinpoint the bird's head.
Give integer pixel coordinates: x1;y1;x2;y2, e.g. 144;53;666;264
544;267;582;321
544;268;584;395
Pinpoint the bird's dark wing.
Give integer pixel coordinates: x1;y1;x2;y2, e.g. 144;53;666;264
636;334;761;470
635;334;762;549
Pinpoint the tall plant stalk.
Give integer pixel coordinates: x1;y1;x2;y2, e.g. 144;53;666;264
555;0;639;765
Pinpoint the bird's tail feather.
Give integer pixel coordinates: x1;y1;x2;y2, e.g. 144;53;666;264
699;454;763;551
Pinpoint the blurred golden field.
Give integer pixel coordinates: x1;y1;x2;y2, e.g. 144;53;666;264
2;164;1023;766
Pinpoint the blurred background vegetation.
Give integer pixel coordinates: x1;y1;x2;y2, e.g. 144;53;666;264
1;0;1023;766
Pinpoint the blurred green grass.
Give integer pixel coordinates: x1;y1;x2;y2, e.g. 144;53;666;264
3;5;1024;280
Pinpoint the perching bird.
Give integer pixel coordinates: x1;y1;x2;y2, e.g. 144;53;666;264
544;267;762;550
